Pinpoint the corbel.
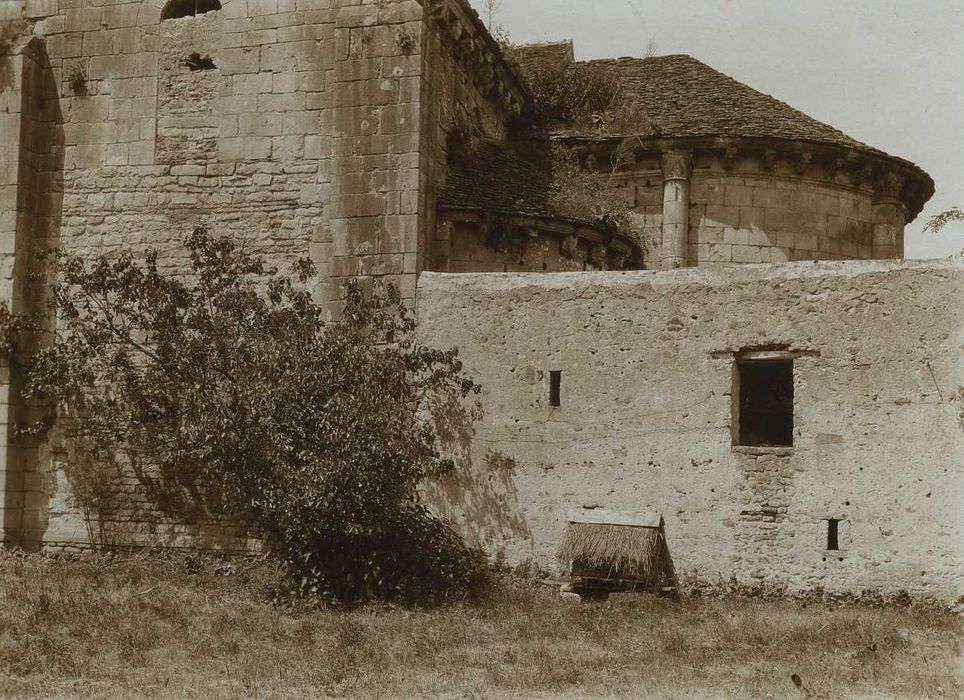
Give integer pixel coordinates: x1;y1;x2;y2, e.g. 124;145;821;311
793;150;812;175
761;148;778;172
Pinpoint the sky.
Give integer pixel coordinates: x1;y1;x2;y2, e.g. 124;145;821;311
468;0;964;258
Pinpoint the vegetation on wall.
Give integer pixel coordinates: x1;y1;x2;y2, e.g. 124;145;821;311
503;45;655;138
0;18;26;55
0;229;486;605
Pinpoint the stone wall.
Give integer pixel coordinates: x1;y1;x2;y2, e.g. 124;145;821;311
0;35;62;548
600;152;892;270
20;0;340;284
416;259;964;602
688;167;875;265
419;0;518;272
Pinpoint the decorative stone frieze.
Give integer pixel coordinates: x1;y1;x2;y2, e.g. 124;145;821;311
436;206;641;272
420;0;527;118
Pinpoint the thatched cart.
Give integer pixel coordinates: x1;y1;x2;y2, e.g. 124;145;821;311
558;509;676;600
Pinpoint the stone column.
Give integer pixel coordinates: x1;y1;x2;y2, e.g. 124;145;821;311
871;173;907;260
660;150;693;270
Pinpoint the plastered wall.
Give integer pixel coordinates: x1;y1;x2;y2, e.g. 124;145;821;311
417;259;964;602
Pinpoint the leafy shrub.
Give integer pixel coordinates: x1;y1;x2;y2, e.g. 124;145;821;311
2;228;485;605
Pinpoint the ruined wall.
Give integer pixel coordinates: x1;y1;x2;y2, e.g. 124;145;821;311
417;259;964;602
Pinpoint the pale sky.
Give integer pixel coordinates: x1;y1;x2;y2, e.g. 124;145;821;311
470;0;964;258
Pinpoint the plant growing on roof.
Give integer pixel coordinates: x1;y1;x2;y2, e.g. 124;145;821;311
0;228;486;605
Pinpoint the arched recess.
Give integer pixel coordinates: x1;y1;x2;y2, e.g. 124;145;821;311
161;0;222;20
138;0;245;26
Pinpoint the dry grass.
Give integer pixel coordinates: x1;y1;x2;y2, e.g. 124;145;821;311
0;550;960;699
558;522;674;586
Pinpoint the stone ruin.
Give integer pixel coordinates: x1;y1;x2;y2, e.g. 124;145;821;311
0;0;961;602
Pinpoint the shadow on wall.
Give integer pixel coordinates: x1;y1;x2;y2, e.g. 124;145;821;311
423;389;532;558
4;37;64;550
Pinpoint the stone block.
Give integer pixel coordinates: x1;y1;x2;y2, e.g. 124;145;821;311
304;134;330;159
113;28;142;55
232;71;274;94
738;206;764;230
731;245;763;263
704;204;740;227
243;136;272;159
722;227;748;246
238;112;283;136
752;188;791;209
218;137;245;161
271;135;304;160
89;55;135;80
257;91;306;112
66;144;104;169
724;184;754;207
790;189;818;212
128;140;155;165
82;30;113;56
66;8;104;33
46;33;83;59
24;0;58;19
106;4;141;29
219;48;260;75
105;143;129;166
248;0;279;16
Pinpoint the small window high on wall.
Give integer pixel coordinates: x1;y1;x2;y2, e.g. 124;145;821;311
162;0;222;20
734;356;794;447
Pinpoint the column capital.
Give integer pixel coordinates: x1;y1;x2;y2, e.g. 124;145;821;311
873;172;904;205
661;150;693;182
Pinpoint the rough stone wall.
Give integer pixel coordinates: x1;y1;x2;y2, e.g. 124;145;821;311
416;259;964;602
327;0;425;307
2;0;521;550
0;35;62;549
419;2;512;272
23;0;336;282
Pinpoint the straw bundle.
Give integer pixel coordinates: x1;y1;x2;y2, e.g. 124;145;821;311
558;519;675;587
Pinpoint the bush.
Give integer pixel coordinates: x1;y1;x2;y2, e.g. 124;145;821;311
2;228;485;605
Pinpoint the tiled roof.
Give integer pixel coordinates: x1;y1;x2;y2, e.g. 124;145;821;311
508;41;574;76
579;54;876;152
438;141;554;217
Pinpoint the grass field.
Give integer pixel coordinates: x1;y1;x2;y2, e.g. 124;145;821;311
0;551;960;699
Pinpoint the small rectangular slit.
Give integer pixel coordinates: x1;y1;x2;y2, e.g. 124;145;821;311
826;519;840;551
549;370;561;407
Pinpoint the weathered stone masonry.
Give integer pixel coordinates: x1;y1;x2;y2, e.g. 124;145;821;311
417;260;964;602
1;1;960;603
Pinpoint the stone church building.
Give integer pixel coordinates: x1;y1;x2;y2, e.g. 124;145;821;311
1;0;961;602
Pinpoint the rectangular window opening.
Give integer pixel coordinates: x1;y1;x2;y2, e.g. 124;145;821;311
549;370;561;407
735;358;793;447
826;518;840;551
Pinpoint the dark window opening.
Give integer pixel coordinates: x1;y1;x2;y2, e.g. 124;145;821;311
736;359;793;447
826;519;840;551
162;0;222;20
185;53;217;71
549;370;561;407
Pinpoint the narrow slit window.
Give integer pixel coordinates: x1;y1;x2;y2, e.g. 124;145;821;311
826;519;840;551
549;370;561;407
735;358;793;447
162;0;222;20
